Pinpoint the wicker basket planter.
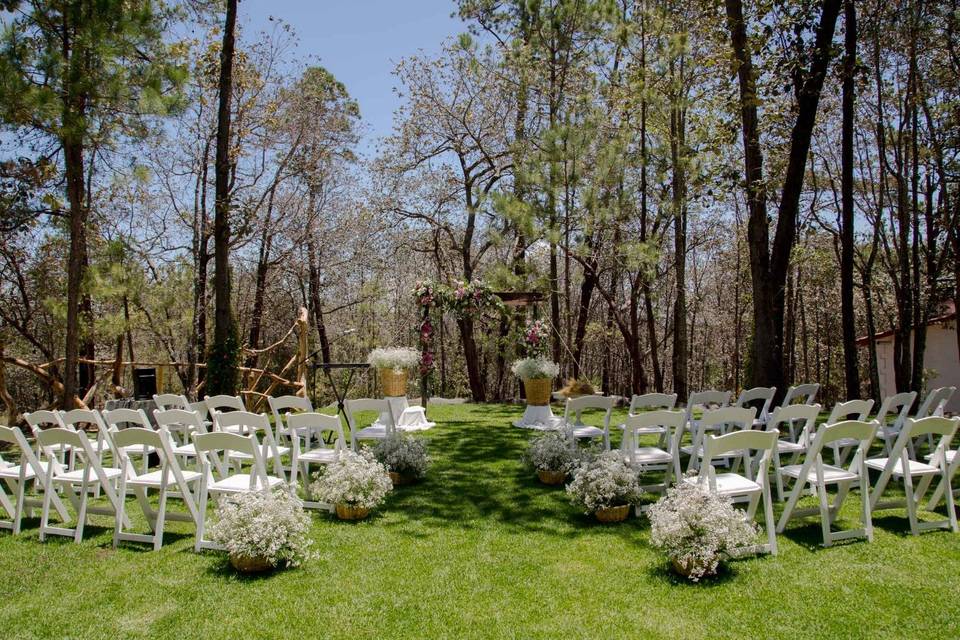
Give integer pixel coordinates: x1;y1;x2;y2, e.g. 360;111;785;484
388;471;416;486
229;554;274;574
594;504;630;523
523;378;553;406
671;557;717;579
537;469;568;485
335;503;371;521
380;367;408;397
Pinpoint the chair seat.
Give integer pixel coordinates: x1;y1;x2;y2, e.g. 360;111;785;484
171;443;197;457
617;423;665;435
570;425;604;440
680;445;739;459
865;457;940;477
208;474;284;493
228;447;291;462
830;437;860;449
924;450;956;464
120;444;156;456
776;440;805;453
299;448;339;464
0;460;56;481
55;467;123;484
354;425;388;440
877;426;901;439
623;447;672;465
683;473;760;496
127;469;202;488
780;463;858;484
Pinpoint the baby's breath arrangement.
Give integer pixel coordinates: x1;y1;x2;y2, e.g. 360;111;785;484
367;347;421;370
648;480;759;581
523;431;577;474
373;433;430;479
511;357;560;380
566;451;642;513
209;488;315;569
311;449;393;510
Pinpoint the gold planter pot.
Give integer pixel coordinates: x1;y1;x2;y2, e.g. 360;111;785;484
594;504;630;523
229;554;274;573
537;469;567;485
523;378;553;406
335;503;371;521
380;367;408;397
389;471;416;486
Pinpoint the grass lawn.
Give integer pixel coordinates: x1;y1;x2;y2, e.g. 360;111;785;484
1;402;958;639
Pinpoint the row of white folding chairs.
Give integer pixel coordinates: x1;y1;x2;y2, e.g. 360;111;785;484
0;409;349;550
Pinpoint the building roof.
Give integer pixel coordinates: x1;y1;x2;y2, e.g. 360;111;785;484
855;301;957;347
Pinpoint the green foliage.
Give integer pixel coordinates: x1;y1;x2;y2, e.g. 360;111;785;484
205;319;241;396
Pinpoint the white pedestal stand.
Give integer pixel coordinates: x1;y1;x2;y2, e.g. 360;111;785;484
512;404;561;430
376;396;435;431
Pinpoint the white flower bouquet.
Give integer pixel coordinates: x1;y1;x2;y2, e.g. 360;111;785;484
311;449;393;516
367;347;421;370
523;431;578;484
209;488;315;570
510;357;560;380
373;433;430;482
648;480;759;581
566;451;642;514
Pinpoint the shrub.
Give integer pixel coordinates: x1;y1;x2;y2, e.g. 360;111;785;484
648;480;759;581
209;488;315;568
566;451;642;513
523;431;578;474
311;448;393;510
511;357;560;380
373;433;430;479
367;347;421;370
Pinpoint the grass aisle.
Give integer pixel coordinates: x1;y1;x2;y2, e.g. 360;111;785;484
1;403;958;639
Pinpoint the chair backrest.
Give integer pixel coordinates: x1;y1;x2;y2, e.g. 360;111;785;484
204;394;246;413
111;426;165;453
0;425;58;477
286;413;345;451
699;406;756;432
687;390;731;411
154;408;206;436
153;393;190;411
101;408;152;431
699;429;778;489
783;383;819;406
825;399;874;424
628;393;678;415
916;387;957;419
564;395;614;426
345;398;394;432
621;410;685;457
874;391;917;427
23;410;65;437
213;410;272;436
734;387;776;421
193;431;271;489
767;403;821;445
268;395;314;433
901;416;960;444
190;400;210;420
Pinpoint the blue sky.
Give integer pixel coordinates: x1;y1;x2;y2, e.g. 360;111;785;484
242;1;469;151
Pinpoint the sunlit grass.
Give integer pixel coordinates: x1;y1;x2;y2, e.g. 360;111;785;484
0;402;957;639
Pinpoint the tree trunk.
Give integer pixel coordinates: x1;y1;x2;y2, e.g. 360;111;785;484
840;0;861;399
62;139;86;409
670;74;689;402
459;317;486;402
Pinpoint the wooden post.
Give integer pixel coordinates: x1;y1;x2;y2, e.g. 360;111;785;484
157;364;166;394
296;306;309;398
0;341;17;426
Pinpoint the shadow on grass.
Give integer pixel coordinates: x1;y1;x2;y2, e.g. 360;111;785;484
645;558;739;587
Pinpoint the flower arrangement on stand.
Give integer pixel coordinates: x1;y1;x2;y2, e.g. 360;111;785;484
523;431;578;485
511;357;560;406
566;451;642;522
311;449;393;520
209;488;316;573
373;433;430;485
367;347;421;397
648;480;759;581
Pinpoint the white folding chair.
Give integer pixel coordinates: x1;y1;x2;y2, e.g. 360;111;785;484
777;420;877;546
734;387;777;429
213;411;291;482
620;410;686;513
101;408;157;475
112;427;202;550
193;431;284;552
681;391;731;457
873;391;917;456
561;395;615;450
923;422;960;511
287;412;345;511
821;399;874;465
346;399;395;451
35;428;130;543
685;429;779;556
154;393;191;411
867;416;960;535
268;395;314;450
203;394;247;432
0;425;70;534
680;406;756;472
617;393;678;446
775;384;820;441
23;410;72;468
765;404;821;501
913;387;957;453
154;408;208;464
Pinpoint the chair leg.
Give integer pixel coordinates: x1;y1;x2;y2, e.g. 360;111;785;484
817;480;832;546
154;486;168;551
13;478;26;535
113;473;128;549
74;481;89;543
194;478;208;553
903;471;920;536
